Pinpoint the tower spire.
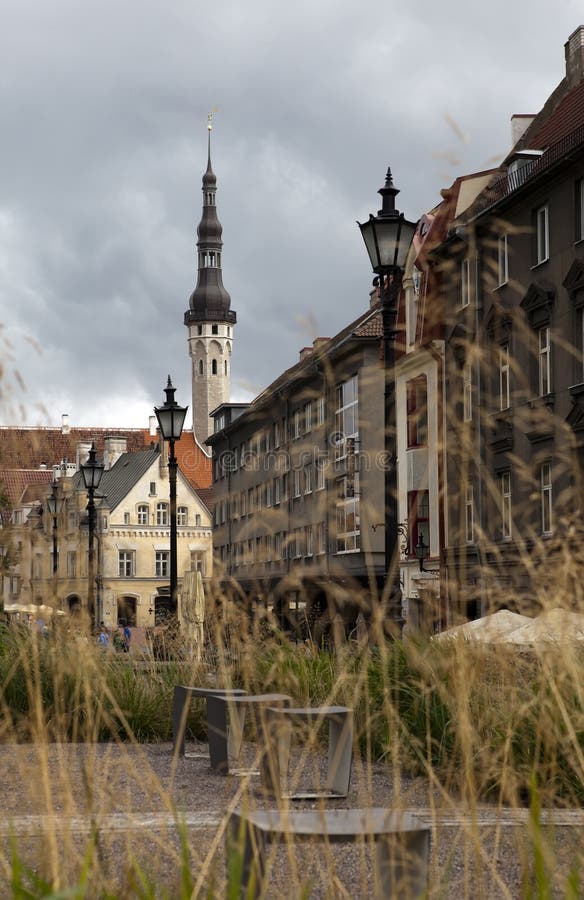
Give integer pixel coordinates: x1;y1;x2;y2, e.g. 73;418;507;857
184;115;237;448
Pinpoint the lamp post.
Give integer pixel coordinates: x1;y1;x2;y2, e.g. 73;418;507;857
358;167;417;632
81;443;104;627
154;376;188;615
46;482;63;602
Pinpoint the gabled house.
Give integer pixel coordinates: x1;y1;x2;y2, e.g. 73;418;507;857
1;430;213;626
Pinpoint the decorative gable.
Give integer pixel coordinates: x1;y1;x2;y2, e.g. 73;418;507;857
520;282;555;328
563;259;584;308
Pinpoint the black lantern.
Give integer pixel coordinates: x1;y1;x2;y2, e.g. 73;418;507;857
154;377;188;615
414;534;429;572
358;169;418;274
154;376;188;442
81;443;104;626
358;167;417;635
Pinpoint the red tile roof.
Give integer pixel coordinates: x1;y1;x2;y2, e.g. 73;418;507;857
528;78;584;149
0;426;212;504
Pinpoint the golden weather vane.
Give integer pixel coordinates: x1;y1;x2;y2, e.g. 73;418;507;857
207;107;219;131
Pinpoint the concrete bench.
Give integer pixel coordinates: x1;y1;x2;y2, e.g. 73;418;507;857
207;693;292;776
227;807;430;898
172;686;247;767
261;705;353;799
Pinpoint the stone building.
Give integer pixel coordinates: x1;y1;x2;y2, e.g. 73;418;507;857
434;26;584;617
206;302;394;634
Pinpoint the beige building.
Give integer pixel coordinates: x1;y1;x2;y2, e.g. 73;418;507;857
4;436;212;628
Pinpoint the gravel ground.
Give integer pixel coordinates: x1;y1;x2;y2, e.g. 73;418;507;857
0;741;582;898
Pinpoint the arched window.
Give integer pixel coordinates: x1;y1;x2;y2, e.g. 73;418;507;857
212;359;218;375
156;502;169;526
177;506;188;526
198;359;204;375
224;360;228;375
137;504;149;525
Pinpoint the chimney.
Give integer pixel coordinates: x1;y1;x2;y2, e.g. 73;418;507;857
76;441;92;471
61;414;70;435
103;436;127;470
312;337;330;354
299;347;313;362
511;114;535;145
159;433;169;476
149;415;157;437
565;25;584;86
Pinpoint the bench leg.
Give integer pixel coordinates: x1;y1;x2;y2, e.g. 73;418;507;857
226;812;266;898
375;828;430;898
259;709;292;797
207;696;246;774
172;686;189;758
327;712;353;797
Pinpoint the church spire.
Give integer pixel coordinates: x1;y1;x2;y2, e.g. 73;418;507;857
185;112;236;325
185;115;237;448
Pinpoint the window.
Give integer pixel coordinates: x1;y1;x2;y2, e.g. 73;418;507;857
265;534;273;562
316;458;325;491
576;178;584;242
212;324;218;334
293;469;302;498
303;465;312;495
534;205;549;265
198;360;203;375
156;503;169;526
293;409;302;439
538;326;551;396
124;512;130;525
315;397;325;427
225;360;228;375
336;474;360;552
463;362;472;422
305;525;313;556
119;551;134;577
497;234;508;286
265;482;272;508
501;471;512;540
303;402;312;433
195;513;202;526
33;555;41;579
335;374;359;460
137;505;149;525
499;344;510;410
274;532;282;560
407;375;428;447
155;551;169;577
316;522;326;555
461;257;470;307
282;472;289;500
465;485;474;544
212;359;218;375
408;490;429;555
541;462;552;535
274;477;281;506
177;506;188;526
293;528;303;558
149;482;156;496
67;550;77;578
248;487;254;514
274;422;281;448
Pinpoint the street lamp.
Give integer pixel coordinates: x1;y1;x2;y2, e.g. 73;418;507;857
154;376;188;615
46;481;64;602
81;443;104;626
358;167;417;632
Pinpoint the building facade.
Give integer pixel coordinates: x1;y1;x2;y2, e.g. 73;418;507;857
206;304;392;634
436;26;584;617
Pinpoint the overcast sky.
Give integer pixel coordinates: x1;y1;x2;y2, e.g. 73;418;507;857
0;0;581;431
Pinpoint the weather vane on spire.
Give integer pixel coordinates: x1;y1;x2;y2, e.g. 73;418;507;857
207;107;219;131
